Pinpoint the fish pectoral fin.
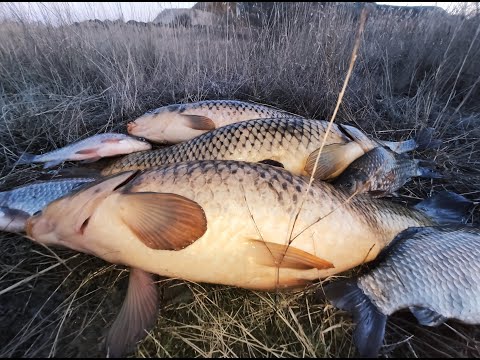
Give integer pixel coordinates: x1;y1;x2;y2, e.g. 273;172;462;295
249;239;333;270
181;114;216;131
118;192;207;250
305;143;363;180
106;268;159;357
43;159;64;169
409;306;447;327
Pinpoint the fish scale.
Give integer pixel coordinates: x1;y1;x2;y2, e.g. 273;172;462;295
102;117;339;176
359;226;480;321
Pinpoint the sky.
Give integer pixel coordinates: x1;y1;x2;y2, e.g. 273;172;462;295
0;2;462;24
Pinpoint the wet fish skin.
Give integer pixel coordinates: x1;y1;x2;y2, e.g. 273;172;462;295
323;226;480;357
26;161;468;358
0;177;96;232
334;146;443;197
29;160;437;290
16;133;152;169
102;117;377;177
127;100;293;144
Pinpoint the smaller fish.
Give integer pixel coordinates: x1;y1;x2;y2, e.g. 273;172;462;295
321;225;480;358
15;133;152;169
333;146;443;197
127;100;292;144
0;177;96;232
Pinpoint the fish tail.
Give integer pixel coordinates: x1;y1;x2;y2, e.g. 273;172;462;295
415;160;444;179
318;279;387;358
379;128;442;154
14;152;36;166
414;191;473;225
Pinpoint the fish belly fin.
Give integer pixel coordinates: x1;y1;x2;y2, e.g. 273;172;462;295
181;114;216;131
414;191;473;225
0;207;31;233
248;239;333;270
14;152;36;166
79;156;102;164
258;159;285;168
320;279;387;358
409;306;447;327
118;192;207;250
43;159;64;169
106;268;159;358
305;142;364;180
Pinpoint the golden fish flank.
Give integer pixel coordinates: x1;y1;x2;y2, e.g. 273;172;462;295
127;100;292;144
28;161;435;292
103;117;379;179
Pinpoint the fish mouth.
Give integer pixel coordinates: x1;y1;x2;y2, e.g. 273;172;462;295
127;121;138;134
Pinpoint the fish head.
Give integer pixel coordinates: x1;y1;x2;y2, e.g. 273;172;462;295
26;171;138;257
336;170;372;195
97;135;152;158
127;106;183;144
127;105;214;144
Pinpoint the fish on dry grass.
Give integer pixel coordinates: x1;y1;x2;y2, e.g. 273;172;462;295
15;133;152;169
127;100;293;144
102;118;440;181
322;225;480;357
25;160;471;356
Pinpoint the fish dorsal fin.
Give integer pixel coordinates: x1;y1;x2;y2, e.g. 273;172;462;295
118;192;207;250
249;239;333;270
305;142;364;180
409;306;447;326
106;268;158;357
181;114;216;131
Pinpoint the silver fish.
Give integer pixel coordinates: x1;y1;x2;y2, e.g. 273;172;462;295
322;225;480;358
0;177;96;232
15;133;152;169
334;146;443;197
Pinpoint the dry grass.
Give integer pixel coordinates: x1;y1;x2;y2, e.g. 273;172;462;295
1;2;480;358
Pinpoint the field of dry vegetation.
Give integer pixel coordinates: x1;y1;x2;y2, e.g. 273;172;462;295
1;2;480;358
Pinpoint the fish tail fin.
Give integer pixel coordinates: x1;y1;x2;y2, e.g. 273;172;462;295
414;191;473;225
319;279;387;358
413;127;442;151
379;128;442;154
414;160;444;179
14;153;36;166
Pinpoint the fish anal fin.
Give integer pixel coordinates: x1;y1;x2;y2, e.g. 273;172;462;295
410;306;447;326
43;159;64;169
305;143;364;180
106;268;159;357
118;192;207;250
181;114;216;131
249;239;333;270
